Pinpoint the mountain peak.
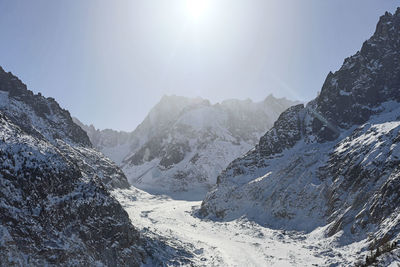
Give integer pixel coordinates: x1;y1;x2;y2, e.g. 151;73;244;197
201;10;400;257
264;93;276;101
75;93;297;196
0;66;92;147
373;7;400;39
0;65;147;265
159;94;209;105
311;7;400;140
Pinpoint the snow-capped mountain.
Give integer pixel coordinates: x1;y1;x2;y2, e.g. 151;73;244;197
200;8;400;262
0;67;149;265
76;95;297;198
72;120;132;165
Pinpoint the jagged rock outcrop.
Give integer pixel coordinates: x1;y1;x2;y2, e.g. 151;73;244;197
76;95;298;197
200;8;400;254
0;68;91;147
0;68;129;189
0;67;148;265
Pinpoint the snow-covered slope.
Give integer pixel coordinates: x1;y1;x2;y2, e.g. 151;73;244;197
72;119;133;165
0;69;130;189
0;67;150;265
77;95;297;198
200;8;400;263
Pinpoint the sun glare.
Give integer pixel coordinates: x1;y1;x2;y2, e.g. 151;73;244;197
186;0;209;21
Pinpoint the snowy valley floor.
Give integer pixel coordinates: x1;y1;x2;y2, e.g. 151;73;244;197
112;188;369;266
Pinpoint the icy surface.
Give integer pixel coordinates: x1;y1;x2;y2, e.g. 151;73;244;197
113;188;378;266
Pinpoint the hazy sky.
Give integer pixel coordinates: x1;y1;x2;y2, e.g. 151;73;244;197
0;1;398;131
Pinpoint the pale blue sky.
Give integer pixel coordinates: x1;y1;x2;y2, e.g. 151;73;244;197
0;1;398;131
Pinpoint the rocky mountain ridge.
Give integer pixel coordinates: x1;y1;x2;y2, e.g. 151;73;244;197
75;94;298;197
200;8;400;260
0;66;149;265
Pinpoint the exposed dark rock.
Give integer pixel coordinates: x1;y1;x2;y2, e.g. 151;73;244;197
0;67;147;265
200;8;400;254
0;67;91;147
0;112;147;266
77;93;298;195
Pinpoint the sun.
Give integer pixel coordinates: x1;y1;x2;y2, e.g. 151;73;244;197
186;0;209;21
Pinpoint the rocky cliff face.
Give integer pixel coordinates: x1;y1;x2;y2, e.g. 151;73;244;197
0;67;148;265
76;95;298;197
200;8;400;252
0;68;129;189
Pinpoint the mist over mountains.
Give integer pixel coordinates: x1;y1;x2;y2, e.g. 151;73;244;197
74;94;297;198
1;7;400;267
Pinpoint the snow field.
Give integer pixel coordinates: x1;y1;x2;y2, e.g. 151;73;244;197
113;188;367;266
